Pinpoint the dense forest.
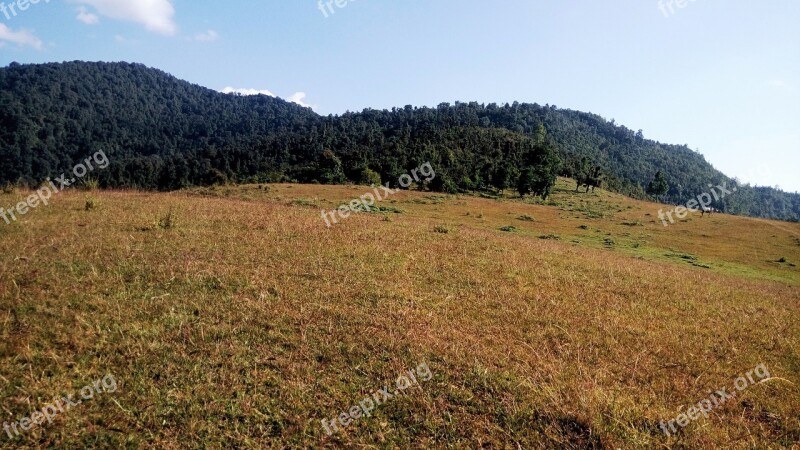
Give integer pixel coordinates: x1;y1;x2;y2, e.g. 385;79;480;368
1;61;798;221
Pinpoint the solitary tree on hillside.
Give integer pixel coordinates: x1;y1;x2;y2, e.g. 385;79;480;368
576;164;603;193
647;171;669;200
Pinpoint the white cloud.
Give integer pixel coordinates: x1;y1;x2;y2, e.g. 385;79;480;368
768;79;796;93
114;34;137;45
0;24;43;49
73;0;177;36
193;29;219;42
287;92;314;109
220;87;316;110
76;6;100;24
221;87;275;97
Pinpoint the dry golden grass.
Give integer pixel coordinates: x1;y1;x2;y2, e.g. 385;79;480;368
0;179;798;449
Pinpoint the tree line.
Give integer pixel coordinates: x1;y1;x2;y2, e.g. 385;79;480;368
0;61;797;220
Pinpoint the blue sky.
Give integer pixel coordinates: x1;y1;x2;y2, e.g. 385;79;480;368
1;0;798;191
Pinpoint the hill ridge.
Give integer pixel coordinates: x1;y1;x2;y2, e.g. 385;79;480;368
1;61;797;221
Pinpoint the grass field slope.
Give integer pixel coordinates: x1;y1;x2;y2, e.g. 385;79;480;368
1;179;798;449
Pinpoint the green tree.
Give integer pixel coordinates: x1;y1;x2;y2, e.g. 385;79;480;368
517;167;535;197
647;171;669;199
359;168;382;186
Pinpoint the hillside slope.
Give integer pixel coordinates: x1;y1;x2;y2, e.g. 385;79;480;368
1;61;798;221
0;180;798;448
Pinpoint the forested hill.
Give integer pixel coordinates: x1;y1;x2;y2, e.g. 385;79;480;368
1;61;797;221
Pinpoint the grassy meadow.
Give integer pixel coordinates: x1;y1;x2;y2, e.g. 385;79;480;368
0;178;798;449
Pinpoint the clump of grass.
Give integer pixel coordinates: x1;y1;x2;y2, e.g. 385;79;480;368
666;252;698;261
290;198;319;208
433;225;450;234
158;209;178;229
578;225;589;230
413;195;447;205
774;257;795;267
499;225;517;232
350;203;404;214
374;205;403;214
79;177;100;191
2;183;15;195
517;215;535;222
622;221;643;227
603;238;615;247
84;197;100;211
539;233;561;240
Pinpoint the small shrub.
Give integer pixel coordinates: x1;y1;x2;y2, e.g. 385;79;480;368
158;209;178;229
291;198;319;208
433;225;450;234
359;168;382;187
80;178;100;191
351;203;403;214
539;234;561;240
777;257;787;263
203;168;229;186
578;225;589;230
2;183;15;195
603;238;615;247
374;205;404;214
517;215;535;222
499;226;517;232
84;197;99;211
